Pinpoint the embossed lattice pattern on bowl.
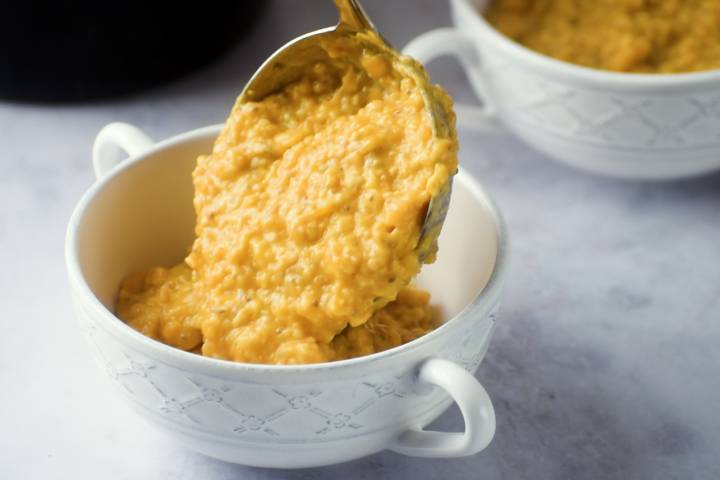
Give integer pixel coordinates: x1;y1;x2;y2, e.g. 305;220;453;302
75;300;498;443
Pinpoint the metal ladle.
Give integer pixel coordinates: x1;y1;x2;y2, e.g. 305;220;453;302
240;0;454;263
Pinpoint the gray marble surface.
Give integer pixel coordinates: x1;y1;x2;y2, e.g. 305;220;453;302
2;1;719;479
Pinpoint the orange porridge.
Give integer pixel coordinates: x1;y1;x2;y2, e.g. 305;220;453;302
116;34;458;364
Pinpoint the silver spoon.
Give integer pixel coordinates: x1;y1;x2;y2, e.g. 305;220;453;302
240;0;454;263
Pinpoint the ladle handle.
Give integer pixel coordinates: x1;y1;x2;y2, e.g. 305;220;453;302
335;0;375;32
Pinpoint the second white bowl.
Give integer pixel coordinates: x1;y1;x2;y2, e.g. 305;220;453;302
404;0;720;180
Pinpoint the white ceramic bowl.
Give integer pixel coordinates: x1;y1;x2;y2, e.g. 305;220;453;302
65;122;509;468
404;0;720;180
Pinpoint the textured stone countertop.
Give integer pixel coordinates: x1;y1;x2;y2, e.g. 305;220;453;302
2;1;719;479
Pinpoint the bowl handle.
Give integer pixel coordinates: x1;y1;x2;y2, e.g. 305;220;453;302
403;28;502;133
389;357;496;458
92;122;155;180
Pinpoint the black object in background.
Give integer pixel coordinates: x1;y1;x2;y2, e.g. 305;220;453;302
0;1;267;102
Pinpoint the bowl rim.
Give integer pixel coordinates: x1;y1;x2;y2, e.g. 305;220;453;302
456;0;720;88
65;125;509;373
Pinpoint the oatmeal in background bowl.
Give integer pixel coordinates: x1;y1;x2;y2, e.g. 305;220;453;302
485;0;720;73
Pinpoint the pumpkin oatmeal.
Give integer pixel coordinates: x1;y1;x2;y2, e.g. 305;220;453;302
485;0;720;73
116;36;457;364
